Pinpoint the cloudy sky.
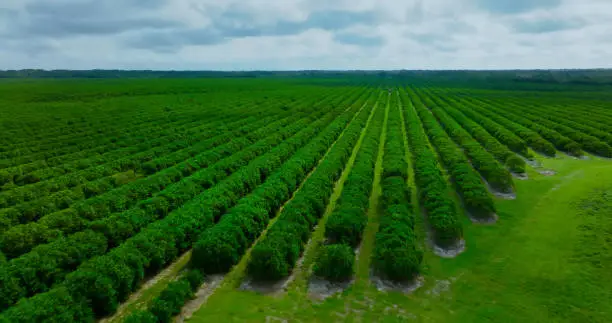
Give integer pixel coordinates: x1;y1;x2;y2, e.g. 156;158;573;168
1;0;611;70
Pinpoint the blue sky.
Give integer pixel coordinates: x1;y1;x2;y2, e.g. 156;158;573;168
0;0;610;70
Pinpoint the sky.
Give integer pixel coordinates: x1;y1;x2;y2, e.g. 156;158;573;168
0;0;611;70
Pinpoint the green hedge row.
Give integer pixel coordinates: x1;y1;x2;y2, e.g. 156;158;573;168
0;112;230;185
433;92;531;158
0;96;207;158
246;95;377;282
415;91;515;194
0;114;264;209
449;96;557;156
398;90;463;248
314;97;385;282
0;90;364;318
540;103;612;134
0;87;300;169
0;111;197;170
381;95;409;180
427;93;527;173
493;99;612;157
372;95;422;281
521;101;612;142
0;115;301;258
373;177;422;281
324;99;384;247
191;92;369;274
408;89;497;220
124;269;204;323
462;97;581;156
0;114;320;308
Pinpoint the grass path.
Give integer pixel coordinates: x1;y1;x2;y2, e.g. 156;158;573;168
396;90;427;248
284;97;381;294
353;92;389;286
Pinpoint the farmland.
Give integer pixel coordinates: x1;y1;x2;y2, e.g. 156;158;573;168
1;74;611;323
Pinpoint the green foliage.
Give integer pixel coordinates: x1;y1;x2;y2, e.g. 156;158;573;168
410;89;499;217
324;100;383;249
184;269;205;290
0;287;94;323
150;280;193;323
248;94;375;281
372;98;424;281
0;223;62;259
456;97;558;156
124;310;157;323
505;155;526;174
192;103;356;273
399;90;464;247
313;244;355;282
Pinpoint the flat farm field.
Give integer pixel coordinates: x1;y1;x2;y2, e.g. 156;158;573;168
1;77;611;323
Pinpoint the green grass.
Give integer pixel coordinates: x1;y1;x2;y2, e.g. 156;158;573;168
354;93;389;285
187;154;612;322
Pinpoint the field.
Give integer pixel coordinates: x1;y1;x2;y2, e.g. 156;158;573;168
0;75;611;323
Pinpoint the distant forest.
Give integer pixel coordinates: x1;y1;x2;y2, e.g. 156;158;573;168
2;69;612;94
0;69;611;82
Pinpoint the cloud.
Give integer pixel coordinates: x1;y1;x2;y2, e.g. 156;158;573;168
13;0;179;38
512;18;586;34
1;0;611;70
333;32;384;47
474;0;561;14
124;8;380;52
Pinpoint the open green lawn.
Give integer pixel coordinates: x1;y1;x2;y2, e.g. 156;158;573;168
189;155;612;322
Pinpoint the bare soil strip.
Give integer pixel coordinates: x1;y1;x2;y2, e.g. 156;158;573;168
370;275;425;294
175;274;224;323
432;238;466;258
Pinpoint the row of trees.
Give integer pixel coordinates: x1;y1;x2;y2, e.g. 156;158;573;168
462;97;583;156
425;92;527;174
0;113;267;208
0;88;355;255
0;108;227;180
191;91;369;274
0;115;265;233
399;90;463;247
449;95;557;156
0;111;323;310
489;98;612;156
415;91;515;194
0;114;306;259
408;89;497;221
0;93;356;320
372;93;422;281
124;269;204;323
314;96;385;281
246;95;377;281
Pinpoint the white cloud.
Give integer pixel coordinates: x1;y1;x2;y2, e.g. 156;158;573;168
0;0;611;70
